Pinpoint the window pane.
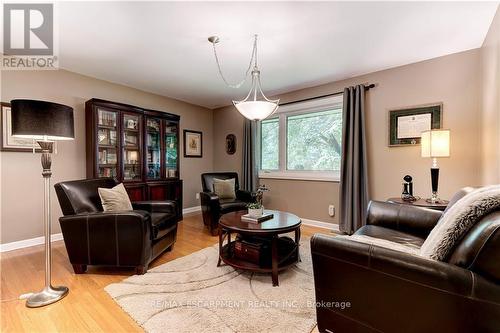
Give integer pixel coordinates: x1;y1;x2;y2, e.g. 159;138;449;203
287;109;342;171
261;118;279;170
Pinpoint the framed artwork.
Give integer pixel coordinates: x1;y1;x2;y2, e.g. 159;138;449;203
388;103;442;146
183;129;202;158
226;134;236;155
1;102;40;152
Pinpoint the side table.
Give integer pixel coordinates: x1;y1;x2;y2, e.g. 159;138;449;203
387;197;449;211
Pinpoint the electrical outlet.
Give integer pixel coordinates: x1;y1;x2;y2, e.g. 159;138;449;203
328;205;335;217
196;193;200;200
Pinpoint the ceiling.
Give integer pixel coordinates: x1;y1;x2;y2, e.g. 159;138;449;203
58;2;499;109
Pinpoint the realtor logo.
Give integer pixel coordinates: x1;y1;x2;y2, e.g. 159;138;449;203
2;3;57;69
3;3;53;55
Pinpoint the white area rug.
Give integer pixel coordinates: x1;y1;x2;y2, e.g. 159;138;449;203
105;238;316;333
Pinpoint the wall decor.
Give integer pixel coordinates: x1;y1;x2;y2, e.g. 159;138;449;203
389;103;442;146
226;134;236;155
184;129;203;158
1;102;42;152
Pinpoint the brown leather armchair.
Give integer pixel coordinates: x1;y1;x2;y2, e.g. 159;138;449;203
200;172;256;235
54;178;179;274
311;187;500;333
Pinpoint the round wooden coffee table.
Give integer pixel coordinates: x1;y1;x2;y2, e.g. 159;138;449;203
218;210;301;286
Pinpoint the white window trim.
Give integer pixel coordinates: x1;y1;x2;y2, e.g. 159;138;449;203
258;94;343;182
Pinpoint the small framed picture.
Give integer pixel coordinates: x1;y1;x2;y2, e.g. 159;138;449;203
388;103;442;146
1;102;41;152
183;129;202;158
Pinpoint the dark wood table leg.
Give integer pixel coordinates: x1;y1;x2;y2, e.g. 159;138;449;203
295;227;301;262
271;235;279;286
217;227;223;267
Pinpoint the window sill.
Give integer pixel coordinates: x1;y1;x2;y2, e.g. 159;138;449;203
259;171;340;183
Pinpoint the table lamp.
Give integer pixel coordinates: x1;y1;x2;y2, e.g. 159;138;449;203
421;129;450;204
11;99;74;308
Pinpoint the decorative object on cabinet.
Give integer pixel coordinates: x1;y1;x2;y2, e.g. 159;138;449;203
225;134;236;155
388;103;442;146
183;129;202;158
85;98;183;220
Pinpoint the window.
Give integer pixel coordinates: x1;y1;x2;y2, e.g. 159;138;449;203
260;118;279;170
259;95;343;181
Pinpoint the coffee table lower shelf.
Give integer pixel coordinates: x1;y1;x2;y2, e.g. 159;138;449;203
219;240;299;273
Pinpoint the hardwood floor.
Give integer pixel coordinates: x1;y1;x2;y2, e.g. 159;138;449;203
0;213;331;332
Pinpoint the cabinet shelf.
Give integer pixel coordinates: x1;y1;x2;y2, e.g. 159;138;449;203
98;124;116;129
98;144;117;149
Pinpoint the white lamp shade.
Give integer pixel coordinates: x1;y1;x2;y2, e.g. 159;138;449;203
233;100;279;121
421;129;450;158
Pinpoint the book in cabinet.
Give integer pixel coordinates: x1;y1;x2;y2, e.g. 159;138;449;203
85;98;183;220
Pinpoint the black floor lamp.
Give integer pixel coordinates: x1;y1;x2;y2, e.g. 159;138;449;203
11;99;74;308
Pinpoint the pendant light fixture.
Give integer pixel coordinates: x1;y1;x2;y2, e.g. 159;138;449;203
208;34;279;120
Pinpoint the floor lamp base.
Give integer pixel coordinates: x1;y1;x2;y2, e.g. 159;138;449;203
26;285;69;308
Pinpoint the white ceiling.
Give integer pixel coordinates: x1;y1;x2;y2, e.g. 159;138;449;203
58;1;499;109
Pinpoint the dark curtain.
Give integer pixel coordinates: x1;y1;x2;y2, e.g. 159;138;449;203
242;119;259;192
340;85;369;234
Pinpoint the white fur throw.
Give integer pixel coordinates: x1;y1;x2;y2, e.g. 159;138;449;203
420;185;500;260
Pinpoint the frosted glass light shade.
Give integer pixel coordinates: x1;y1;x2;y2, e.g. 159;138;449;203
421;129;450;158
233;100;279;121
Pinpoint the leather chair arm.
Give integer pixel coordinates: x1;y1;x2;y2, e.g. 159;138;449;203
366;201;442;238
236;189;256;203
59;211;152;266
132;201;176;214
199;191;221;233
310;234;500;332
200;191;220;207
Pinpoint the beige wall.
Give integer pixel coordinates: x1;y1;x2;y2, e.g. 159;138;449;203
480;8;500;184
0;70;213;243
214;49;482;224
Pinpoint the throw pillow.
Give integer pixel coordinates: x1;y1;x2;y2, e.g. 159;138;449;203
213;178;236;199
98;183;133;212
420;185;500;261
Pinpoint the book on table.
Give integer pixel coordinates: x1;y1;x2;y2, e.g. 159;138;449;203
241;212;274;223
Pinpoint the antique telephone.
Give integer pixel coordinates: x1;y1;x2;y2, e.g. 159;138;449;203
401;175;419;202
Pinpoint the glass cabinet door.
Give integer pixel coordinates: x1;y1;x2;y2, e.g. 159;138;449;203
146;117;161;180
165;122;178;178
97;108;118;178
122;113;142;181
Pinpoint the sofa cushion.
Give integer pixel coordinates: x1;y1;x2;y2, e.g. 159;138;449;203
98;183;133;212
151;212;177;240
213;178;236;199
355;225;425;247
220;199;247;214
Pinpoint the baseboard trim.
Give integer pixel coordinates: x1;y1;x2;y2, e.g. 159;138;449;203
0;233;63;253
301;218;340;233
183;206;201;215
0;208;334;253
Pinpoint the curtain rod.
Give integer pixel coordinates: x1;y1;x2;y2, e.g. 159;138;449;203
279;83;375;107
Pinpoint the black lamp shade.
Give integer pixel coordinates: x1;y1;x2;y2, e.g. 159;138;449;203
11;99;74;140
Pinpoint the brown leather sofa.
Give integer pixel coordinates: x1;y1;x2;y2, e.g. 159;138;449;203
55;178;178;274
311;187;500;332
200;172;255;235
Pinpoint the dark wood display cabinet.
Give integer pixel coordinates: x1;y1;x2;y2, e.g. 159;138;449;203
85;98;183;220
